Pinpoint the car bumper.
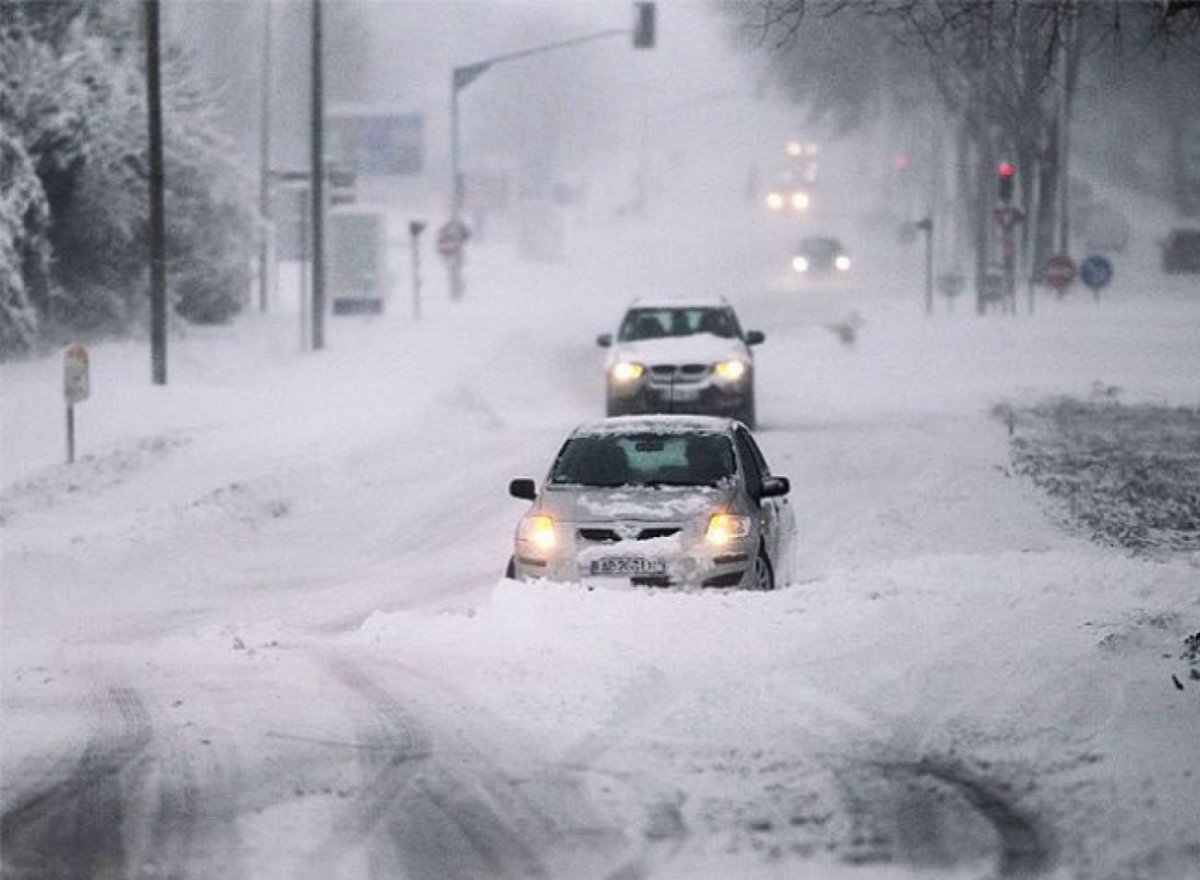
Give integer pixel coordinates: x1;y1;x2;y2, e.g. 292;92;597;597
607;382;752;418
512;530;756;589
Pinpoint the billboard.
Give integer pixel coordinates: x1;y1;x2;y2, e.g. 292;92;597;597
327;109;423;177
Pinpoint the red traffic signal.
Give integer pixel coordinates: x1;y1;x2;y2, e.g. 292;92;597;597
997;161;1016;202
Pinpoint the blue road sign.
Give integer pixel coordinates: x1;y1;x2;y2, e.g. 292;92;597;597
1080;255;1114;291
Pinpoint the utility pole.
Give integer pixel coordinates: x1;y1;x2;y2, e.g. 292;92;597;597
310;0;326;350
258;0;273;312
144;0;167;385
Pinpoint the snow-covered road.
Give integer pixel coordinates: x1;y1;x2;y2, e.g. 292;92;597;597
3;192;1199;879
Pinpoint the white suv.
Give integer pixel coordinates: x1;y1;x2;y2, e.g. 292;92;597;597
596;298;764;428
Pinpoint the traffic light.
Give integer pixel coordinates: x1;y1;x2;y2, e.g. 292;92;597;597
633;2;655;49
998;161;1016;203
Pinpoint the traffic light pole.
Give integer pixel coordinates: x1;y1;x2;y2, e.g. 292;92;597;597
448;6;653;301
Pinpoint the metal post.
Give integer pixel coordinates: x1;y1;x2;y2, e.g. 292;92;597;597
299;191;309;350
66;405;75;465
1057;0;1076;254
449;77;464;301
258;0;273;312
925;225;934;316
916;217;934;315
310;0;326;350
144;0;167;385
410;221;425;320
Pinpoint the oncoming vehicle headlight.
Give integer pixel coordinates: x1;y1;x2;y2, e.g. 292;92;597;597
835;255;852;272
765;192;785;211
713;359;748;382
792;256;810;273
518;514;557;552
610;361;645;383
705;513;752;546
790;192;810;211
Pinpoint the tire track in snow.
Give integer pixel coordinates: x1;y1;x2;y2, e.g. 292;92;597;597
310;655;639;880
835;754;1053;877
0;685;237;879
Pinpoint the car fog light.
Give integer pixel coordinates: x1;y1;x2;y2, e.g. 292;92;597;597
714;360;747;382
836;255;851;271
519;514;557;552
706;513;752;546
611;361;645;383
792;256;809;273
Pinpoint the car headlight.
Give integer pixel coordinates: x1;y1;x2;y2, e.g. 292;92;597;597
765;192;784;211
792;256;809;273
790;192;810;211
835;255;851;271
518;514;557;552
610;361;645;383
705;513;752;546
713;359;748;382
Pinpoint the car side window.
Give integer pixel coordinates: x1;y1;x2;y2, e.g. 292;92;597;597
733;428;764;498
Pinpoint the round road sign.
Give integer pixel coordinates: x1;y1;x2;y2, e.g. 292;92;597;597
436;220;469;258
1042;254;1076;290
1079;255;1113;291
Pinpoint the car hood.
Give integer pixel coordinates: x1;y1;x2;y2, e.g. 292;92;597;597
609;334;750;367
539;483;735;524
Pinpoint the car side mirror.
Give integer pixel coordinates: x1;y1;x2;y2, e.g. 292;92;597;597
760;476;790;498
509;478;537;501
745;330;765;346
596;333;613;348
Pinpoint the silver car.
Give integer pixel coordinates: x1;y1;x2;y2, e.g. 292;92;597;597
507;415;794;590
596;298;764;429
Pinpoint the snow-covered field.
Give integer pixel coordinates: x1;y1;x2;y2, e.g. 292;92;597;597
3;161;1200;879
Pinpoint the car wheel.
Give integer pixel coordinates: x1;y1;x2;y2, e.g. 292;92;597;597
750;547;775;591
505;556;516;579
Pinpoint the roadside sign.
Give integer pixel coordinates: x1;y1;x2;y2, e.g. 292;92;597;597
1080;254;1114;291
63;344;89;404
436;219;469;259
63;343;89;464
1042;254;1076;291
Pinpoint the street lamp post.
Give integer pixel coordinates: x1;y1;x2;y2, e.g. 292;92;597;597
446;4;654;301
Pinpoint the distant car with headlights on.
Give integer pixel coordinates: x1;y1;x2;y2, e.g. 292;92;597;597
596;298;764;428
762;167;813;215
792;236;851;276
507;415;794;590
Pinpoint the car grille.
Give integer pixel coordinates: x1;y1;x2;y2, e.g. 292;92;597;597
577;527;681;543
648;364;709;385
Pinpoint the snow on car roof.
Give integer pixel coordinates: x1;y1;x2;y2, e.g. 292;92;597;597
570;414;736;437
626;296;732;310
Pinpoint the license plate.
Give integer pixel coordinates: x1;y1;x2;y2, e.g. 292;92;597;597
589;557;667;576
671;388;700;402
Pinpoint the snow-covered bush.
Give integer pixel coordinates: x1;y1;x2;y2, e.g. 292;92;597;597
1006;398;1200;554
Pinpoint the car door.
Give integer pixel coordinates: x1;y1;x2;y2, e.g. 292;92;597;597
734;427;794;580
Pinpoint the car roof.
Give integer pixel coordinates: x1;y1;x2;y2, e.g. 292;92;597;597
624;297;732;310
570;414;738;437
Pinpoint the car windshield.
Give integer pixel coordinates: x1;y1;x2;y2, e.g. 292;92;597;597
798;238;841;257
617;307;739;342
549;432;736;488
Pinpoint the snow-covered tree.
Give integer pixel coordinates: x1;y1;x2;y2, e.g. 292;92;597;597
0;0;257;359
